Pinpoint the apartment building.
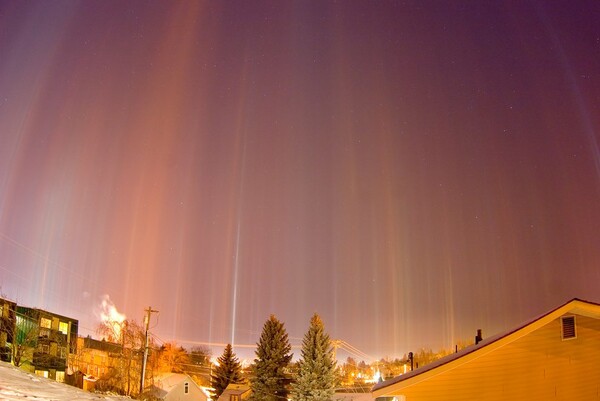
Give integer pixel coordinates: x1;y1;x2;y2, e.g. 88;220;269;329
0;297;17;362
16;306;78;381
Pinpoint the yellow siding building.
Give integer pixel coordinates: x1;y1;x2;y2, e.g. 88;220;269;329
372;298;600;401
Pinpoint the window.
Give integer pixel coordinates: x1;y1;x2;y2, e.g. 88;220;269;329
40;317;52;329
35;370;49;378
230;395;240;401
561;316;576;340
56;371;65;382
184;382;189;394
59;321;69;334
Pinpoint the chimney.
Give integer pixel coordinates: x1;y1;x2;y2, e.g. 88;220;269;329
475;329;483;345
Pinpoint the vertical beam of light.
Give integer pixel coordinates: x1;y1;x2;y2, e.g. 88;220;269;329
368;33;413;358
0;3;74;228
535;5;600;181
329;5;417;356
231;137;247;347
223;53;252;349
107;1;205;321
0;4;79;312
0;125;25;225
328;11;360;345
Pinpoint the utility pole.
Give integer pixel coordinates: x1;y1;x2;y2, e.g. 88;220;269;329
140;306;158;394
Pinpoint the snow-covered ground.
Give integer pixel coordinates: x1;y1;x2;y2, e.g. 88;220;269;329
0;361;129;400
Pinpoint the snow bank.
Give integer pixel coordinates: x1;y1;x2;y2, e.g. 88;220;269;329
0;361;129;400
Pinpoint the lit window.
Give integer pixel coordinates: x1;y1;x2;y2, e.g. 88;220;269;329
56;371;65;382
40;317;52;329
35;370;49;378
184;382;189;394
231;395;240;401
59;321;69;334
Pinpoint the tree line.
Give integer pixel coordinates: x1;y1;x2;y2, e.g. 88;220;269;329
212;313;338;401
89;311;338;400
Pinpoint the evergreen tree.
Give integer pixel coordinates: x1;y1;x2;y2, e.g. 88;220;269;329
291;314;338;401
211;344;245;399
249;315;293;401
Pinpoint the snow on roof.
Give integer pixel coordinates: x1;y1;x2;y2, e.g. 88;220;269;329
223;383;250;394
200;385;213;399
151;373;194;393
372;297;600;393
0;361;129;400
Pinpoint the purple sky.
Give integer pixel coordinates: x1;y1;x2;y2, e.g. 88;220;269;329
1;1;600;361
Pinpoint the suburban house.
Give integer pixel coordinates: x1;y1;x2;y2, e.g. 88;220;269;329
145;372;209;401
16;306;78;382
372;298;600;401
217;383;251;401
0;297;16;362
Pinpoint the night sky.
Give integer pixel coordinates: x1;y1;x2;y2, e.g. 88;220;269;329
1;1;600;361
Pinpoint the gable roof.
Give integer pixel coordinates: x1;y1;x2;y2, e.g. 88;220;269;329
222;383;250;395
217;383;251;401
372;298;600;397
152;373;191;392
147;372;208;399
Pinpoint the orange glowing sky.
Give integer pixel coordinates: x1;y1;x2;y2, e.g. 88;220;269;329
1;1;600;360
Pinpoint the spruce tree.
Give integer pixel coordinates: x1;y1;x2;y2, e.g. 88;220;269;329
291;314;338;401
211;343;245;399
249;315;293;401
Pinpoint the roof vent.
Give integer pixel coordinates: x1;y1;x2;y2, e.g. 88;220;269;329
561;316;576;340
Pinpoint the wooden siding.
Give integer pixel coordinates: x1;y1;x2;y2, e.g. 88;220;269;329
377;313;600;400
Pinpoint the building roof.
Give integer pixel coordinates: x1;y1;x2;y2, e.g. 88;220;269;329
0;297;17;306
222;383;250;395
151;373;194;393
145;372;211;400
16;306;79;324
372;298;600;396
81;336;122;353
217;383;251;401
